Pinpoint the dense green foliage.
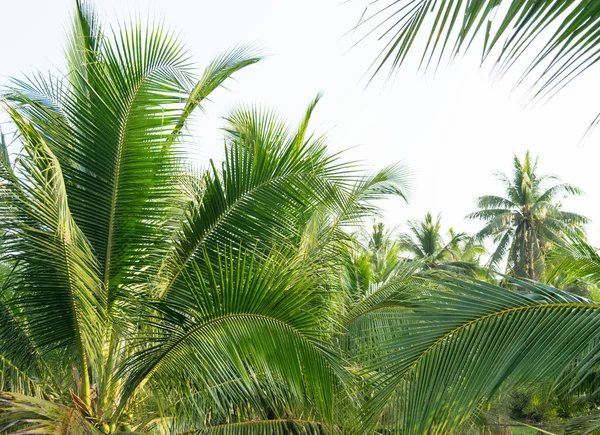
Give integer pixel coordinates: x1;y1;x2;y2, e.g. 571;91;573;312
1;1;600;434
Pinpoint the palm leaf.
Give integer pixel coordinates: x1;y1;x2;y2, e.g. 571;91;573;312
157;99;359;299
0;107;104;405
117;248;351;428
193;419;341;435
6;4;260;308
355;0;600;104
359;276;600;433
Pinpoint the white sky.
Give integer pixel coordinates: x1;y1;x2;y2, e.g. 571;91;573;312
2;0;599;247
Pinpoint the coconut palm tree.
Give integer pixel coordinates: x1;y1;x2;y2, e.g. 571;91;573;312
397;212;482;275
0;2;411;433
467;151;588;280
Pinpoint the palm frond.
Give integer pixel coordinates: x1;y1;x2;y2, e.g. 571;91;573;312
118;248;351;427
0;107;104;405
158;99;360;299
360;276;600;433
193;419;341;435
355;1;600;104
0;392;100;434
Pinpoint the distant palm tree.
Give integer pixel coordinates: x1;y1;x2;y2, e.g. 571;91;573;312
398;212;482;275
468;151;588;280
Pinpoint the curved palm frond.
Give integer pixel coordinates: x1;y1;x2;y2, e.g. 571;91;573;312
354;0;600;108
547;234;600;285
359;276;600;433
0;107;104;405
6;2;261;306
118;247;352;429
0;392;100;434
158;98;405;300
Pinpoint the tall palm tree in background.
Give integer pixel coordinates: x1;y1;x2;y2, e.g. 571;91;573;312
468;151;588;279
398;212;483;275
0;2;411;433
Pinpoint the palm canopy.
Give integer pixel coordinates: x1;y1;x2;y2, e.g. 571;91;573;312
0;1;412;433
467;151;588;279
397;212;483;275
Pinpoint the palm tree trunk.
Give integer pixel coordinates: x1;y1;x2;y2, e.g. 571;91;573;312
528;224;536;280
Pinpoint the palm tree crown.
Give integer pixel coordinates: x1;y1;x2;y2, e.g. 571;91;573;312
398;212;482;275
468;151;588;280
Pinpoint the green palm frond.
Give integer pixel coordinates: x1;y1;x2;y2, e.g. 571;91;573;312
360;276;600;433
563;408;600;434
0;263;45;396
158;98;365;299
0;107;104;405
6;3;260;308
341;260;422;327
547;234;600;285
193;419;341;435
536;183;585;204
476;195;517;210
118;247;351;429
354;1;600;105
0;392;100;434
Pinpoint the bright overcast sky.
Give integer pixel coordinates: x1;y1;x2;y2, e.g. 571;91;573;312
2;0;600;246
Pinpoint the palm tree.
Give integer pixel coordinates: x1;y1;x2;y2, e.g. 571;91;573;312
0;2;411;433
398;212;482;275
467;151;588;280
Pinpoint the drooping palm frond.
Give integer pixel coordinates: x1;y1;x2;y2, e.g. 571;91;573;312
0;261;45;397
0;107;104;406
359;276;600;433
353;0;600;104
0;392;100;434
563;408;600;435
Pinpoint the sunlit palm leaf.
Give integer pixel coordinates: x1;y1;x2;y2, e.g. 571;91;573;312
7;2;261;308
118;248;351;429
0;392;100;434
158;98;358;299
0;107;103;405
354;0;600;103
